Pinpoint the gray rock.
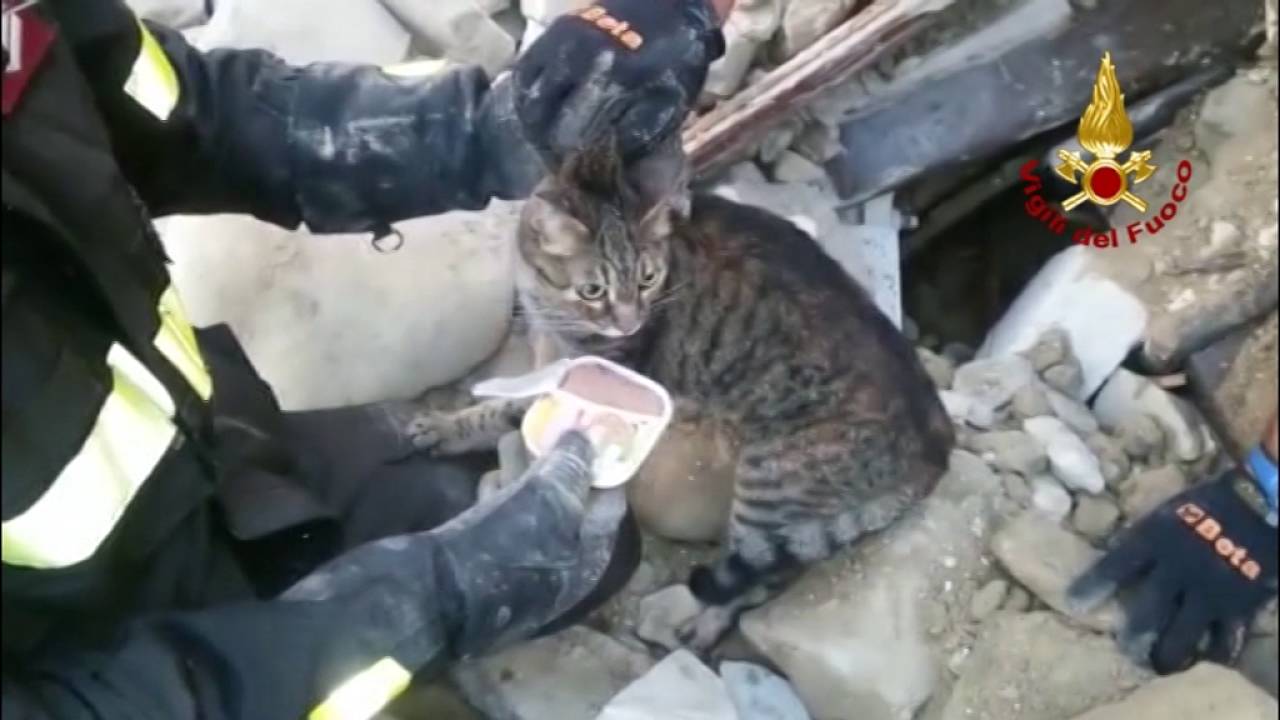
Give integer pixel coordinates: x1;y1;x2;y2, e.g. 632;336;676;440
1003;473;1033;507
720;661;812;720
1072;495;1121;541
599;650;736;720
1121;466;1188;520
966;402;1000;430
1011;384;1053;419
758;121;802;165
1046;388;1100;436
775;0;858;59
939;390;974;422
770;150;828;184
705;30;762;99
1209;219;1245;253
792;119;843;164
452;627;654;720
625;560;658;594
1118;413;1166;460
1071;663;1276;719
970;579;1010;621
917;347;955;390
1093;368;1209;462
1030;475;1073;521
1043;361;1085;396
971;431;1048;477
1023;417;1106;494
1003;586;1032;612
1085;434;1131;490
991;511;1123;632
1025;327;1071;372
381;0;516;76
940;613;1150;720
953;355;1036;418
636;585;702;650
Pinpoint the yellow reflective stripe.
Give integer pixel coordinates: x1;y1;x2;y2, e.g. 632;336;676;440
309;657;412;720
2;345;177;569
155;286;212;400
124;21;179;121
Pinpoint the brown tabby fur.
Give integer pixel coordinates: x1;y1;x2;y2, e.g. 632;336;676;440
407;141;954;649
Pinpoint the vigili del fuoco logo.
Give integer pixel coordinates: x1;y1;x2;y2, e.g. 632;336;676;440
1020;52;1194;248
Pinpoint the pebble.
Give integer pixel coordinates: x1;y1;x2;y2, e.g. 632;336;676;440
1025;327;1071;372
1042;361;1085;396
953;355;1036;416
1003;586;1032;612
970;579;1010;621
1031;475;1073;521
1046;388;1100;435
917;346;956;390
1024;417;1106;494
770;150;828;184
1086;433;1132;489
1072;495;1122;541
636;585;702;650
971;431;1049;477
1012;385;1053;419
1118;413;1166;460
1121;465;1189;520
599;650;737;720
1071;662;1276;720
1003;473;1033;507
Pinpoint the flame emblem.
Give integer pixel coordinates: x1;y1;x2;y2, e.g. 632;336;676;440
1055;52;1156;212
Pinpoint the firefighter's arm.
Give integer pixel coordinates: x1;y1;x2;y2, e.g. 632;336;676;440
52;0;541;238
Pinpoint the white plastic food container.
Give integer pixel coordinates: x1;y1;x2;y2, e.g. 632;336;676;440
472;356;674;489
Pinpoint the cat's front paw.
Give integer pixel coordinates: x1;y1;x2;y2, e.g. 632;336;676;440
676;603;736;655
405;411;473;456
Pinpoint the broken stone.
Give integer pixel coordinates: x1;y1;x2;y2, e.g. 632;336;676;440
971;431;1048;477
1072;495;1121;542
1046;388;1100;436
758;121;802;165
1023;417;1106;494
774;0;857;60
705;33;762;100
1093;368;1208;462
792;119;843;164
1118;413;1166;460
991;511;1123;633
382;0;517;76
770;151;828;183
1070;662;1276;720
1024;327;1071;372
1085;433;1131;490
1002;586;1032;613
970;579;1010;621
940;390;973;423
635;585;702;650
599;650;737;720
720;661;812;720
1003;473;1033;507
1030;475;1073;521
917;347;955;390
1011;385;1053;419
1121;465;1188;520
519;0;590;24
1043;361;1085;396
741;453;997;720
979;247;1148;400
953;355;1036;419
1208;219;1244;253
452;626;654;720
940;613;1150;720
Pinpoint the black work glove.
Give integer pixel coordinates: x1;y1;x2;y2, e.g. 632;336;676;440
513;0;724;165
1068;470;1278;674
282;431;628;669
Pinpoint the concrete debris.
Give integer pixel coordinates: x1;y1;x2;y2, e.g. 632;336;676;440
1120;465;1188;521
769;151;828;183
991;511;1122;633
971;431;1048;477
518;0;590;25
635;585;702;650
1085;434;1131;490
1024;327;1071;372
1011;385;1053;420
952;355;1036;423
939;612;1150;720
720;661;813;720
791;119;844;164
1042;361;1085;397
774;0;858;60
969;579;1010;622
1072;494;1121;542
1117;413;1166;461
1046;388;1100;436
598;650;737;720
917;347;956;390
1093;369;1209;463
1071;663;1277;720
1030;475;1073;521
381;0;516;76
706;33;764;100
1023;417;1106;494
452;626;654;720
1002;472;1033;508
1002;586;1032;613
979;247;1148;400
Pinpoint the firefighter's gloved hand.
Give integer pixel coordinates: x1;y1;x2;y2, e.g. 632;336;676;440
1068;470;1278;674
513;0;724;166
282;430;625;668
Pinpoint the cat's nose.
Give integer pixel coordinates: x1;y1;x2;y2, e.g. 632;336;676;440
614;307;643;336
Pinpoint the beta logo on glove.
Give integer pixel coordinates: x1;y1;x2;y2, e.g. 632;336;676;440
1176;502;1264;581
576;6;644;50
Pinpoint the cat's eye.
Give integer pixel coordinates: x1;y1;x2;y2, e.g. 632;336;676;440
639;269;661;289
577;283;606;301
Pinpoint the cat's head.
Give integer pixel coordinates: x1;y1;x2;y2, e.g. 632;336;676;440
517;137;688;341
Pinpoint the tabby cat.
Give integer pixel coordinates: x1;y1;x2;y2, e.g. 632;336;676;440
407;140;954;649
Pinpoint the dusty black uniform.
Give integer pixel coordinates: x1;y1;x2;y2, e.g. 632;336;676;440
2;1;636;716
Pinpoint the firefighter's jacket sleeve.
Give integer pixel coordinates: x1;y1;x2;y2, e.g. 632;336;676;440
55;0;544;238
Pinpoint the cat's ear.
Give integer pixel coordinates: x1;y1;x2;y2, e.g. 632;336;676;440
624;137;691;222
560;135;624;195
524;191;588;256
